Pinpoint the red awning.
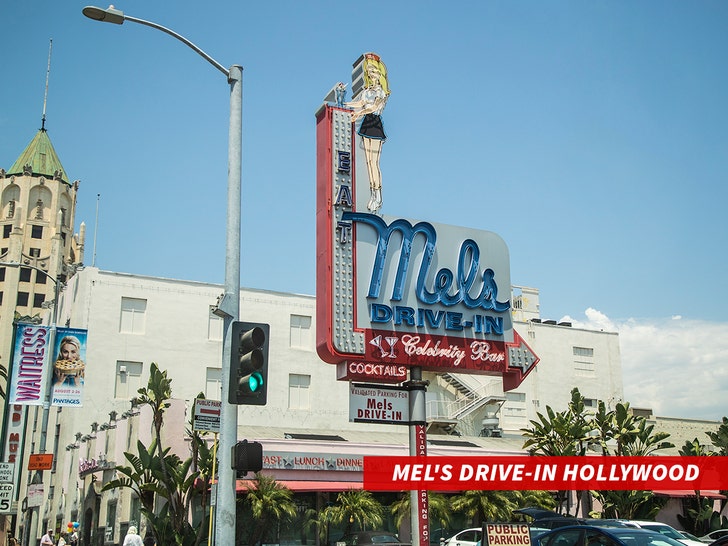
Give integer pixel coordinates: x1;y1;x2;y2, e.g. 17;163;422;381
653;490;726;499
237;480;363;492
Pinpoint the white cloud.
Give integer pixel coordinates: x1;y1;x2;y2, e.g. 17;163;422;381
561;310;728;422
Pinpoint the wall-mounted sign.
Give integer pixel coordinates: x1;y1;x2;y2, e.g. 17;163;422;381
262;451;363;472
27;454;53;471
315;96;538;389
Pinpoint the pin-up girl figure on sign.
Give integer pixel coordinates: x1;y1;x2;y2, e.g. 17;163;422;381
346;53;390;213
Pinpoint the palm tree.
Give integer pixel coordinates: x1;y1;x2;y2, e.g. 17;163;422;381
103;365;213;546
390;491;452;534
706;417;728;456
321;489;384;536
451;490;517;525
243;473;298;546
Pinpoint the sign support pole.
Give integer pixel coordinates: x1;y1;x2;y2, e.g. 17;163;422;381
405;367;429;546
208;433;218;546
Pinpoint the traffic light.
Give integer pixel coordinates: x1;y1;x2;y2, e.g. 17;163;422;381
228;321;269;405
232;439;263;475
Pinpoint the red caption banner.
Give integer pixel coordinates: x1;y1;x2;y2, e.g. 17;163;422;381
364;456;728;491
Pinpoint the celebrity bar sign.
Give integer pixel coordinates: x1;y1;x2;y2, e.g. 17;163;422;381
316;55;538;389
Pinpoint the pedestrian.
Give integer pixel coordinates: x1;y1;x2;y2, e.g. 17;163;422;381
58;532;67;546
40;529;54;546
123;526;144;546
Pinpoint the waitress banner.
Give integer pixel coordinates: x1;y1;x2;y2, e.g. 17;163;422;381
8;324;88;407
8;324;51;406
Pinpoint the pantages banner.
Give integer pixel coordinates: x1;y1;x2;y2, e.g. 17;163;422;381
315;54;537;390
8;324;88;407
50;327;88;407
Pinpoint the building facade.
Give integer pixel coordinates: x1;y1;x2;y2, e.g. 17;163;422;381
5;266;629;545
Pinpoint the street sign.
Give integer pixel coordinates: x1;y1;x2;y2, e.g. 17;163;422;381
193;398;221;433
0;463;15;483
483;523;531;546
349;383;409;424
0;483;13;513
28;454;53;471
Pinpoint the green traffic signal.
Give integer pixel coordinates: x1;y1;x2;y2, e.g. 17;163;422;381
229;322;269;405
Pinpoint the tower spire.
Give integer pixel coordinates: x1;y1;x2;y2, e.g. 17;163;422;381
41;39;53;131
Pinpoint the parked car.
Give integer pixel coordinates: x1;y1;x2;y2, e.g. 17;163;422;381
621;521;705;546
444;528;481;546
700;531;728;544
513;507;583;530
337;531;410;546
708;536;728;546
535;525;687;546
679;532;704;543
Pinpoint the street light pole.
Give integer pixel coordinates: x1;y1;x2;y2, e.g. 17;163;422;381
81;7;242;545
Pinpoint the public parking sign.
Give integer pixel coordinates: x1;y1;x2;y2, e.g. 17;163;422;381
193;398;221;433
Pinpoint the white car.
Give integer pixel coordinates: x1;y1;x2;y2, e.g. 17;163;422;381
443;529;481;546
623;521;705;546
698;530;728;543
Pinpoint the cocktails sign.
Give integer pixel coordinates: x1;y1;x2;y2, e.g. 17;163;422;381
316;54;537;389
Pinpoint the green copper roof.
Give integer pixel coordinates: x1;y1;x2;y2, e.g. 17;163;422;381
7;129;68;183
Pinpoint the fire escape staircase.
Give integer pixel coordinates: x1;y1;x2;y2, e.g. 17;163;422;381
427;373;506;433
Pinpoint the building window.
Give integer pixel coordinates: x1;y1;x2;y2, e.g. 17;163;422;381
0;268;5;281
29;248;41;257
208;306;223;341
290;314;312;350
574;360;596;377
573;346;594;357
31;225;43;239
2;225;10;238
129;496;141;531
33;293;45;308
105;501;117;543
36;271;47;284
16;292;29;307
503;406;527;418
120;297;147;334
288;374;311;409
114;361;143;399
584;398;599;409
0;293;3;305
505;392;526;403
205;367;222;399
19;268;31;282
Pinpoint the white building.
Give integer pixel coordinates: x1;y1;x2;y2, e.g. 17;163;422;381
9;267;626;545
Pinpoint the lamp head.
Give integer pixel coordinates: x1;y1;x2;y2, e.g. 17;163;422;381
82;5;125;24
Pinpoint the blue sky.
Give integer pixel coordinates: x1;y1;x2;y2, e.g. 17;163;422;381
2;1;727;421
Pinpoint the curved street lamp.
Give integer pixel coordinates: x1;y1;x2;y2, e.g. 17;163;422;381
82;6;241;545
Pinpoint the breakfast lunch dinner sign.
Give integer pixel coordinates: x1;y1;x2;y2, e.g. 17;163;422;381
316;54;538;390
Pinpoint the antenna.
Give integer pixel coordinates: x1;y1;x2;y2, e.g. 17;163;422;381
92;194;100;267
41;39;53;131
